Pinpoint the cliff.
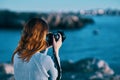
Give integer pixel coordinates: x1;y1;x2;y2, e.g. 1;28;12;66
0;10;94;30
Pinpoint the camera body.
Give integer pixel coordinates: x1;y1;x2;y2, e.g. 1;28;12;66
46;30;66;46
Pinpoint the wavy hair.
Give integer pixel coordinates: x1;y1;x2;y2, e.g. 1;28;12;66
12;18;49;62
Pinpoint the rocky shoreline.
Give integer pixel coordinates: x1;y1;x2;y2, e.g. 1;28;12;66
0;58;120;80
0;10;94;30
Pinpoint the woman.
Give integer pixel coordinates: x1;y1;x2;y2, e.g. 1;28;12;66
12;18;62;80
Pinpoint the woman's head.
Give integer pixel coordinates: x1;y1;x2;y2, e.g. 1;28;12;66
12;18;49;62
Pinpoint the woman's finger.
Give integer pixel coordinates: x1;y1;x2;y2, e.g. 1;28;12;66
53;36;56;44
58;33;62;42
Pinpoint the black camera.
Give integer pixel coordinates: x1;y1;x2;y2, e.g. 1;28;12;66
46;30;66;46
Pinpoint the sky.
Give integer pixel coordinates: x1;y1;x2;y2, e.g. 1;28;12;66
0;0;120;12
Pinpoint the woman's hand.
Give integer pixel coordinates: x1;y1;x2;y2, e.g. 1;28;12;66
53;33;62;56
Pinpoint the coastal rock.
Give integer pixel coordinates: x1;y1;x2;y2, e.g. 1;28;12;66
61;60;74;72
61;58;115;80
75;58;114;75
0;63;14;80
0;10;94;30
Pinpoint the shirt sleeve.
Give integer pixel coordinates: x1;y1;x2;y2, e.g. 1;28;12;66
44;56;58;80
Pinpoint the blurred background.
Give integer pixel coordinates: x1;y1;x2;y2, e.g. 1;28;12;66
0;0;120;80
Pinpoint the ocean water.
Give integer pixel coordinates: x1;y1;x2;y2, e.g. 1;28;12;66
0;16;120;73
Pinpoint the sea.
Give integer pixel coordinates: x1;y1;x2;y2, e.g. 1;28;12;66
0;16;120;74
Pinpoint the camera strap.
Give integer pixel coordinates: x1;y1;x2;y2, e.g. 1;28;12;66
52;48;62;80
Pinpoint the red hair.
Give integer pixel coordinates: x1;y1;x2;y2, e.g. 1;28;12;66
12;18;49;62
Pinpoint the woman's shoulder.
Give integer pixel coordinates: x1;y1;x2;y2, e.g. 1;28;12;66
41;54;52;62
34;52;52;61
